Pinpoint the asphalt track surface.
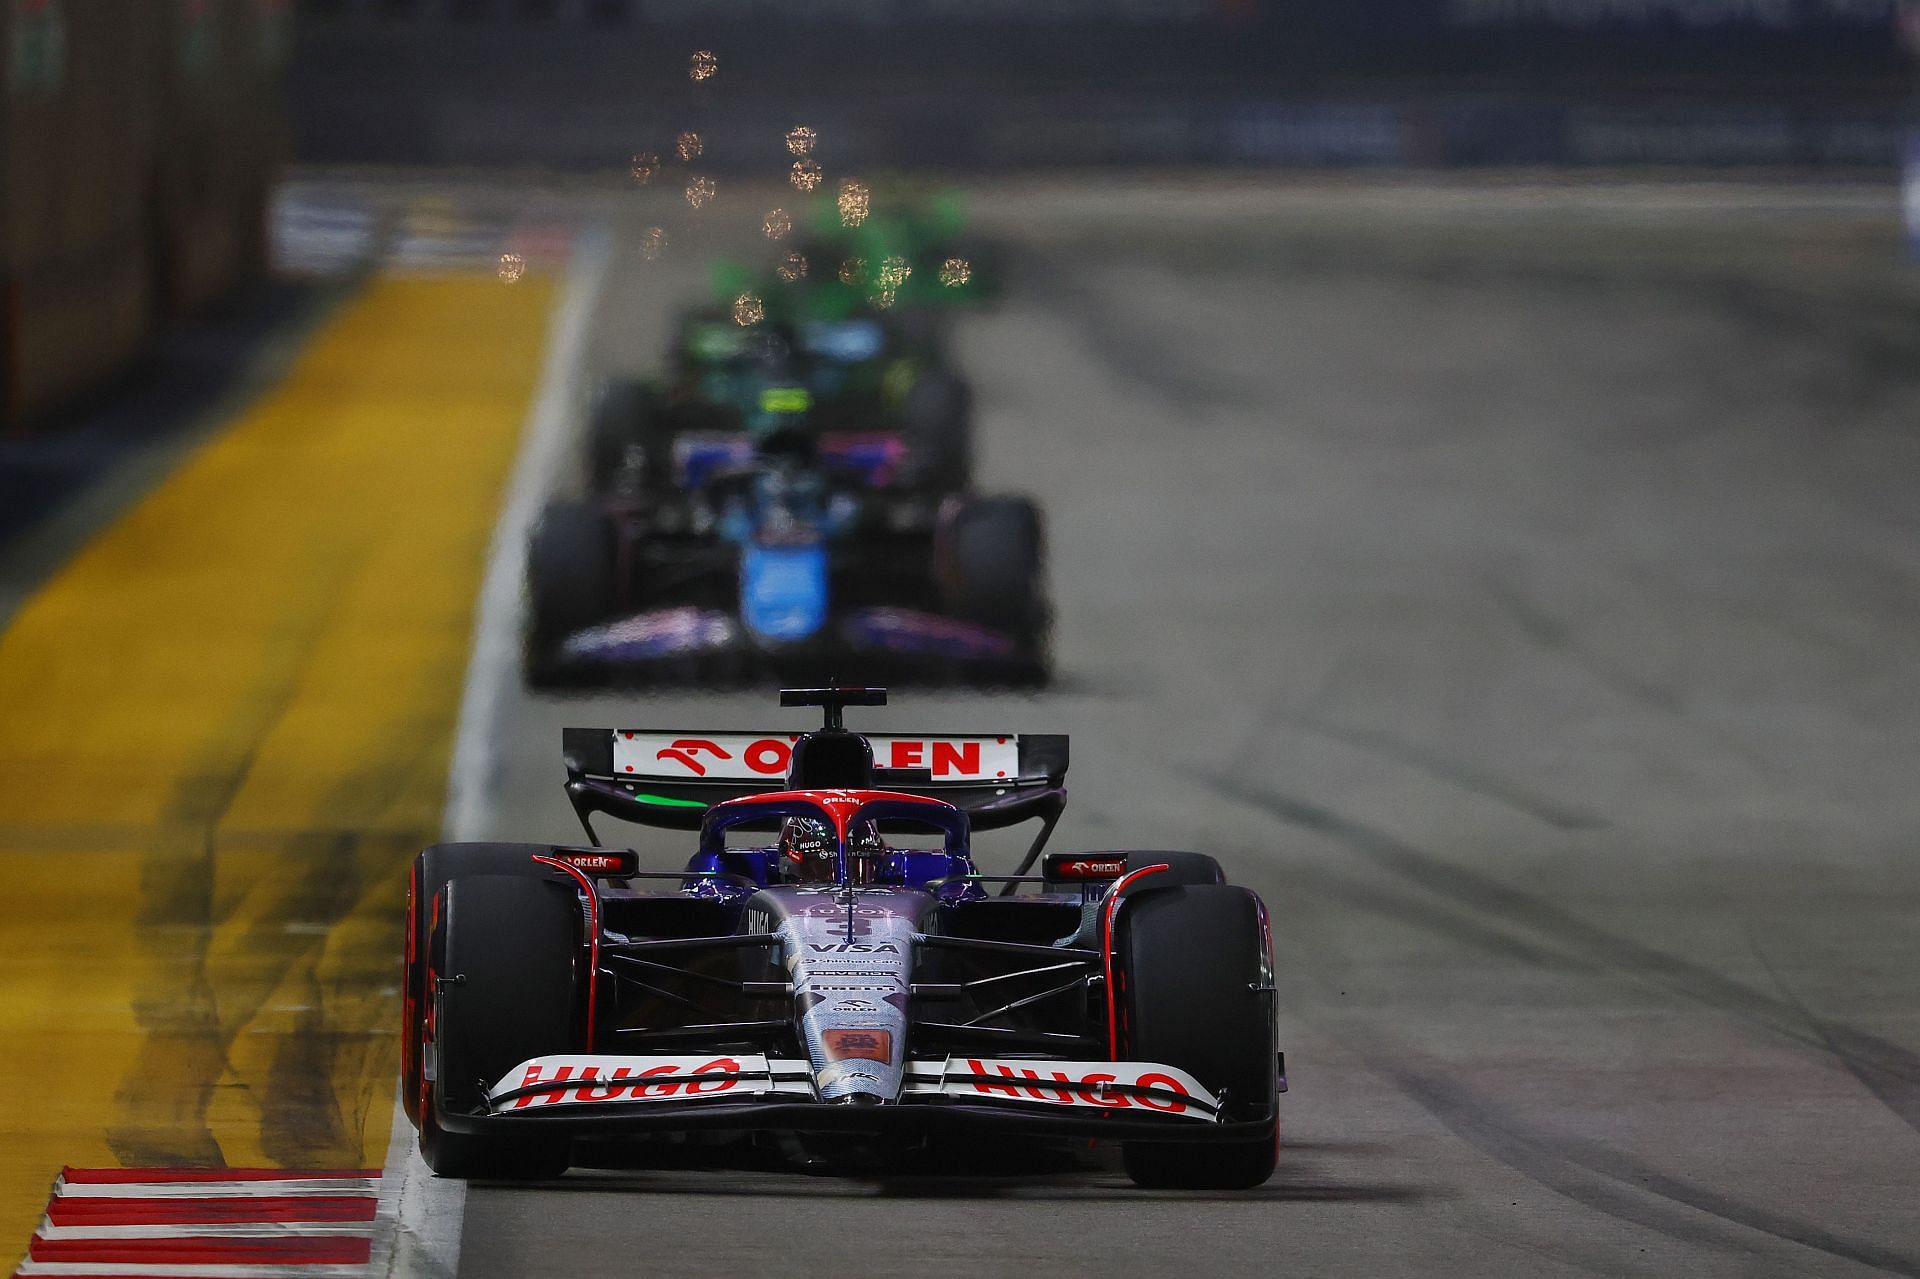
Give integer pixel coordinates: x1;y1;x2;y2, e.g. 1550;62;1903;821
448;180;1920;1277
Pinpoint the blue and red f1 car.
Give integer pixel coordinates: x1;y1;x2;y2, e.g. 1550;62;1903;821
402;687;1283;1187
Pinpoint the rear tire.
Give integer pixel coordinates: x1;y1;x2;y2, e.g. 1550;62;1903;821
939;495;1045;631
421;874;577;1179
1118;885;1278;1190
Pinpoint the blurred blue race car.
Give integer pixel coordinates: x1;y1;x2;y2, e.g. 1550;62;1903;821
523;423;1049;688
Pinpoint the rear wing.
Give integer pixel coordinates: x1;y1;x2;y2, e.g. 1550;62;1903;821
562;728;1069;839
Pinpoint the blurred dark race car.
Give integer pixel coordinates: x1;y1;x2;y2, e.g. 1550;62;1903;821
402;687;1285;1187
523;416;1049;687
588;310;973;499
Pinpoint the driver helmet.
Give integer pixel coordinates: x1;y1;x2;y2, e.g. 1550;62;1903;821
779;817;836;881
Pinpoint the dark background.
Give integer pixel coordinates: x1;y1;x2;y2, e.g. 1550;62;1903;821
288;0;1913;169
3;0;1912;430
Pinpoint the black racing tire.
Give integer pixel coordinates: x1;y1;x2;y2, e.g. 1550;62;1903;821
523;499;614;681
900;368;974;493
403;844;556;1127
421;874;577;1180
1118;885;1278;1190
1125;851;1225;888
586;379;649;494
938;495;1045;633
1040;852;1224;944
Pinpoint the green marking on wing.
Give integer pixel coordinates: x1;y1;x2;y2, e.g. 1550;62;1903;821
633;792;709;809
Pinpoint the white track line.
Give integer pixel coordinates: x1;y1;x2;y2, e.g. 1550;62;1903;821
53;1180;379;1199
376;1095;455;1279
36;1224;377;1240
376;226;613;1279
58;1170;374;1183
17;1265;372;1279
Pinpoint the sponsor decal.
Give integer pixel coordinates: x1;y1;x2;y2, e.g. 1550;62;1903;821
494;1055;760;1110
822;1028;893;1063
548;848;638;876
654;738;735;776
947;1058;1218;1117
1044;853;1129;880
612;732;1018;782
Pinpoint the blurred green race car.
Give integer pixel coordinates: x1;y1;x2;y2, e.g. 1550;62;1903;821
587;302;974;499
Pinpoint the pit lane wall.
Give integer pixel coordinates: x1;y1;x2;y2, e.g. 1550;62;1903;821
0;0;288;430
286;0;1912;170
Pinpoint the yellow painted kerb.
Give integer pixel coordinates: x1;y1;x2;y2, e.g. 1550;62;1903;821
0;273;553;1250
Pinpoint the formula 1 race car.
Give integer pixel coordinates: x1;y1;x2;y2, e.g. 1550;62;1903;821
402;687;1284;1188
522;433;1049;687
588;310;972;499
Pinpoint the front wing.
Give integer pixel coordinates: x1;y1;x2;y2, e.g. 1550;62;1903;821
437;1053;1268;1143
549;606;1036;676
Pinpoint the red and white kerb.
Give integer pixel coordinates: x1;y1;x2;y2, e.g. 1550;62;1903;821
12;1166;382;1278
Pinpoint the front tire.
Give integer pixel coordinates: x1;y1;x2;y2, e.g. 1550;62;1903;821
1118;884;1278;1190
421;874;578;1179
403;844;559;1127
900;368;974;493
1126;851;1224;888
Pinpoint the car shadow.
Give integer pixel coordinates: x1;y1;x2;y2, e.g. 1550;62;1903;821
486;1136;1440;1206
